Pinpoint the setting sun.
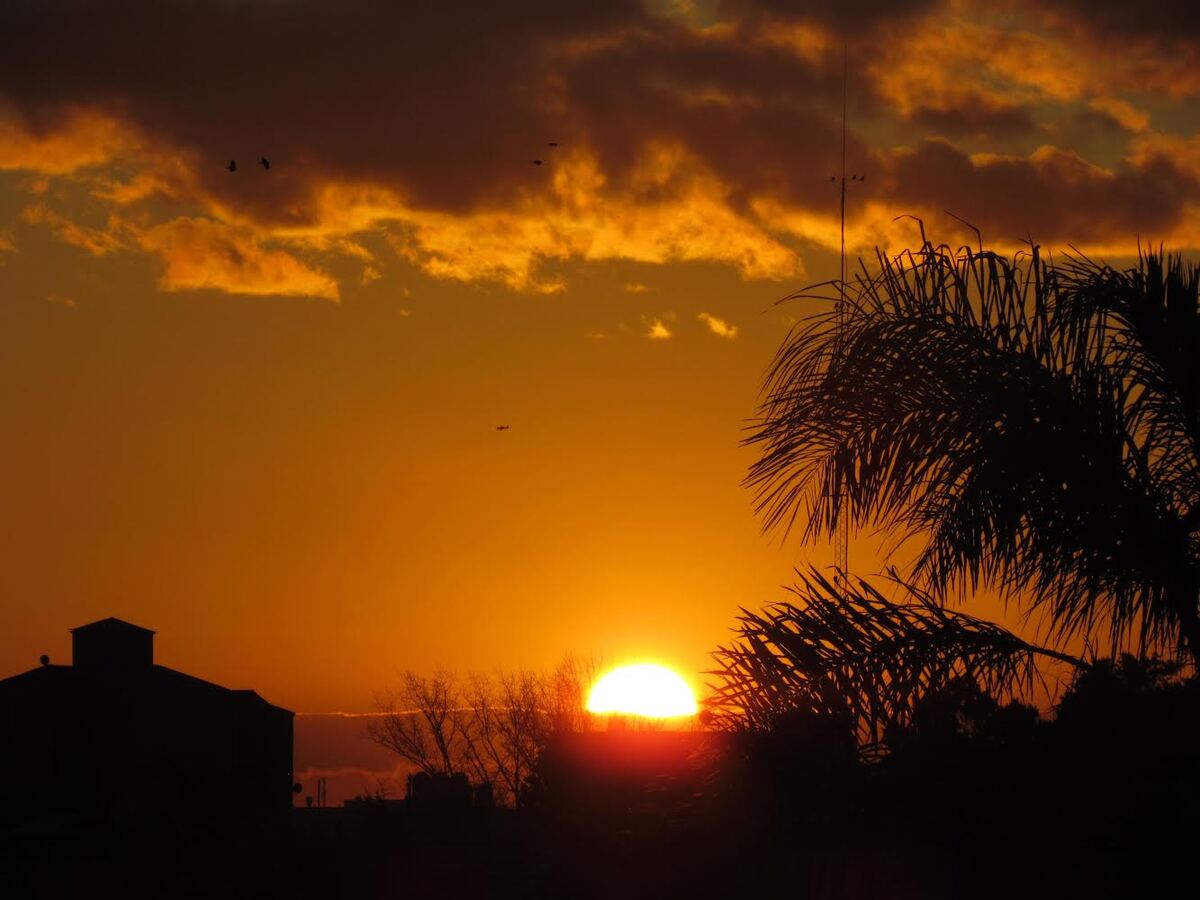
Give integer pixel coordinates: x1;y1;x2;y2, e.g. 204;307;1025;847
586;663;699;718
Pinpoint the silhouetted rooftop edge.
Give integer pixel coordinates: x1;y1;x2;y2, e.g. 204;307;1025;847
69;616;156;636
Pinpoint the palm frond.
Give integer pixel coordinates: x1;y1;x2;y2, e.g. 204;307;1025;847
706;567;1084;752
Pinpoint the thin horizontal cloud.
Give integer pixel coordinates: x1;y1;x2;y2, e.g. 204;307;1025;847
293;766;403;779
295;711;390;719
698;312;738;338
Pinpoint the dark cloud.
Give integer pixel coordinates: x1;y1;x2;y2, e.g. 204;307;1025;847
719;0;939;32
910;102;1038;139
1;0;1195;270
1038;1;1200;42
0;0;648;218
0;0;881;218
1070;105;1140;137
557;28;869;208
884;140;1196;245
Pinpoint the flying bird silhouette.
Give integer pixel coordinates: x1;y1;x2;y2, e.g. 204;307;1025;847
260;156;270;170
227;160;237;173
495;425;511;431
548;142;558;147
532;159;543;166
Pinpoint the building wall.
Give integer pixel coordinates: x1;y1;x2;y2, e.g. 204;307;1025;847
0;665;293;832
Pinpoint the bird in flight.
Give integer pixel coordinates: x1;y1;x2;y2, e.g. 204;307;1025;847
532;159;543;166
260;156;270;170
227;159;237;173
495;425;511;431
547;141;558;147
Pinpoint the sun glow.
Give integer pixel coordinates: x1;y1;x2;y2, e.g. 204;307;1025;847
586;663;699;718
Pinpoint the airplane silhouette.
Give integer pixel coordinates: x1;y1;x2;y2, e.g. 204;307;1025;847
227;160;237;173
260;156;270;170
495;425;511;431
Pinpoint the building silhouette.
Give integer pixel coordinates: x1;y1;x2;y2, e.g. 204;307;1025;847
0;617;293;834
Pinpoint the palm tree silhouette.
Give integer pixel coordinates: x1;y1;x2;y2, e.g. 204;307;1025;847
707;566;1084;750
745;237;1200;667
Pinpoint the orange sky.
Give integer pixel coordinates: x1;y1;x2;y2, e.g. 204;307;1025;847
2;0;1199;712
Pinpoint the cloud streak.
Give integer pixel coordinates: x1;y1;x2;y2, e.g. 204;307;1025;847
698;312;738;339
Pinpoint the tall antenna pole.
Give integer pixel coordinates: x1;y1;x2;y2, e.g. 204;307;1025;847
835;45;851;589
840;45;847;299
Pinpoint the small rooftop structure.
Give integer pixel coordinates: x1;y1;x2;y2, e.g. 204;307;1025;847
70;617;155;670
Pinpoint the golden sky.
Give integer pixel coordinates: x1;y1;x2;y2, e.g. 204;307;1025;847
2;0;1199;711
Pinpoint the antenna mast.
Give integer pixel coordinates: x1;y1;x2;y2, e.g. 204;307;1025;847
835;46;854;588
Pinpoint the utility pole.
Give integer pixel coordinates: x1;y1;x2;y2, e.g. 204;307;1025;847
833;45;864;589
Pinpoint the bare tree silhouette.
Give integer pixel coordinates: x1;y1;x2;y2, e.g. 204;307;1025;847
459;670;544;804
367;669;462;777
746;238;1200;666
367;655;599;806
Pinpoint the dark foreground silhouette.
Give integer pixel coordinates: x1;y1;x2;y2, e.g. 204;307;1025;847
4;655;1196;900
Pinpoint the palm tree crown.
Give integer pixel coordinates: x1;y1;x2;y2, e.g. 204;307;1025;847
746;239;1200;665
